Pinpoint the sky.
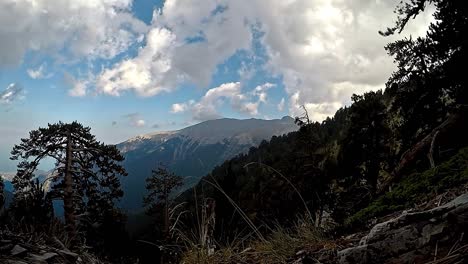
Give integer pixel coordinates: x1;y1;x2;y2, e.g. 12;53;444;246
0;0;434;172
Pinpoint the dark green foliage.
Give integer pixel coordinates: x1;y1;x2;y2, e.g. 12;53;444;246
384;0;468;149
175;0;468;241
144;165;184;215
346;146;468;228
178;112;348;239
340;91;390;191
144;164;183;243
9;121;127;246
9;178;53;228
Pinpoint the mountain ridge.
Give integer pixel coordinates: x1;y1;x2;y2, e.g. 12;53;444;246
117;116;298;211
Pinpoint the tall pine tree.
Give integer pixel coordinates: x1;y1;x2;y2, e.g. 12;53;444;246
10;121;127;245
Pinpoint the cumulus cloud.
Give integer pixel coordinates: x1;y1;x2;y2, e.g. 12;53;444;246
97;27;178;97
0;83;24;106
170;103;189;113
97;0;432;120
250;0;433;119
95;1;253;96
27;63;53;79
64;73;89;97
253;83;275;103
0;0;147;68
2;0;434;121
290;91;342;121
172;82;272;121
123;113;146;127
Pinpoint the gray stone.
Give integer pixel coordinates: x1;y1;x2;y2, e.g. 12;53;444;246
57;249;79;260
26;252;58;263
10;245;27;256
338;193;468;264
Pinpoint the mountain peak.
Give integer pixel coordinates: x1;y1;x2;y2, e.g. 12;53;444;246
117;117;298;210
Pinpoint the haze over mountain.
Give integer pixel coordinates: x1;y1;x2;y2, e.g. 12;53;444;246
117;116;297;210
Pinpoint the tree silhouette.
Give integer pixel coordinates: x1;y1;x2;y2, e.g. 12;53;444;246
144;164;183;241
10;121;127;245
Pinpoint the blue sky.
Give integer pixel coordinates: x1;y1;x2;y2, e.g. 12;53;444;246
0;0;434;171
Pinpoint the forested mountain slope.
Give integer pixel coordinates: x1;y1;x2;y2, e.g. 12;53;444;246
117;117;297;210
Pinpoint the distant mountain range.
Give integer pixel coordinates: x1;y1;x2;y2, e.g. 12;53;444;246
1;117;298;212
1;176;14;208
117;117;298;211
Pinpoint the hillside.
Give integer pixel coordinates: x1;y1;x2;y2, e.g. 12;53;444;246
1;1;467;263
117;117;297;210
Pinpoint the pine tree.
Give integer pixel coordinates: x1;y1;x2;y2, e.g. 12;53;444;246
382;0;468;148
10;121;127;245
143;164;183;241
10;178;53;228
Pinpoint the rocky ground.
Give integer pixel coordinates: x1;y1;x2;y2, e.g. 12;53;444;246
2;191;467;263
0;231;104;264
292;192;468;264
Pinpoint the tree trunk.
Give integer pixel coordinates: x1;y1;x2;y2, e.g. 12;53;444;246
379;108;466;193
63;129;76;245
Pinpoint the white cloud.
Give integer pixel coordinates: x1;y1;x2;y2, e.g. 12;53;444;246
64;73;89;97
278;98;285;111
95;1;253;96
172;82;272;121
97;27;178;97
0;83;24;105
96;0;432;120
0;0;147;67
68;81;88;97
170;103;188;113
1;0;434;122
252;0;433;120
27;63;52;79
135;119;146;127
123;113;146;128
253;83;275;103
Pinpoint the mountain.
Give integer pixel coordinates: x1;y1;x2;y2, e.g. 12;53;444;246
117;116;298;211
1;174;14;208
1;170;57;210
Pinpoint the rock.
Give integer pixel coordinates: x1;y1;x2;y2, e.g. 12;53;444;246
26;252;58;263
10;245;27;256
338;193;468;264
4;260;29;264
57;249;79;261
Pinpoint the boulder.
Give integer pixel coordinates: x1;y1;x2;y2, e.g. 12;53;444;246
10;245;27;256
338;193;468;264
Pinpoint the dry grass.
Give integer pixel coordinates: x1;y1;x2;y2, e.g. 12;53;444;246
176;164;324;264
179;216;324;264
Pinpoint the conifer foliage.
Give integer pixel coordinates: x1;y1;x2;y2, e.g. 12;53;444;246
10;121;127;245
144;164;183;241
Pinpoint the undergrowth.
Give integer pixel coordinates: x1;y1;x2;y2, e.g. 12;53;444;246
180;217;324;264
346;146;468;227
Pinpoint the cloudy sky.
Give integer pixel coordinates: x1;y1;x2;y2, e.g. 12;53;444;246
0;0;433;171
